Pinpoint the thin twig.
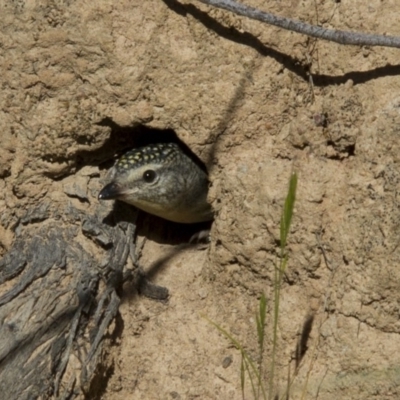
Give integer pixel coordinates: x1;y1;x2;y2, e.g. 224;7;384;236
195;0;400;49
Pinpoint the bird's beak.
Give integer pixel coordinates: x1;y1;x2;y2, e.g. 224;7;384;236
98;182;121;200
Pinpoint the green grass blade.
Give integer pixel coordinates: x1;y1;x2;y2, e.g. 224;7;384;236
244;355;258;400
256;293;267;350
205;316;267;399
280;172;298;251
270;172;298;400
256;293;268;400
241;356;245;397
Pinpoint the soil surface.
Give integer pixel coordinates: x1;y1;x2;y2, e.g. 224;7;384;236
1;1;400;399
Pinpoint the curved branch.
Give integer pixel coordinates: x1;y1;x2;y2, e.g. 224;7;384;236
195;0;400;49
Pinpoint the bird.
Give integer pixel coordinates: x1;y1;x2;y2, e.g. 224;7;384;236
98;142;213;224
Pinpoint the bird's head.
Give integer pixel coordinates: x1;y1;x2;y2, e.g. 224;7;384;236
98;143;213;223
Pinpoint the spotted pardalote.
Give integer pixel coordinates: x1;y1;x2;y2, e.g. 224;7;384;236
98;143;213;223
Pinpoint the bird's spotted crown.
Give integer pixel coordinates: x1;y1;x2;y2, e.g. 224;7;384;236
115;142;180;172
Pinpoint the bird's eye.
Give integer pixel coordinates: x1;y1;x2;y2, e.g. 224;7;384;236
143;170;157;183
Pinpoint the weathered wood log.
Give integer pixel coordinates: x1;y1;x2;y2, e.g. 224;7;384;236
0;200;145;399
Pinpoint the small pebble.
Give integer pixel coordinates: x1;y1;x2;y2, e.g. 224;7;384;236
222;356;233;368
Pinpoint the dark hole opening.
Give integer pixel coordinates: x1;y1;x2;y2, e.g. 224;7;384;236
85;122;213;245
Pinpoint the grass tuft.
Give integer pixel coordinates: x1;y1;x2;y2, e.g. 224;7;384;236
208;172;298;400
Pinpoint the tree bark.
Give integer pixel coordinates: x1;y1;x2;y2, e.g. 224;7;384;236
0;201;138;399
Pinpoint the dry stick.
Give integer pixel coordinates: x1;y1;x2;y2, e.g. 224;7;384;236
195;0;400;49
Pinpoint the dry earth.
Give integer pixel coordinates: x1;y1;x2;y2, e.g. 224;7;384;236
1;0;400;399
